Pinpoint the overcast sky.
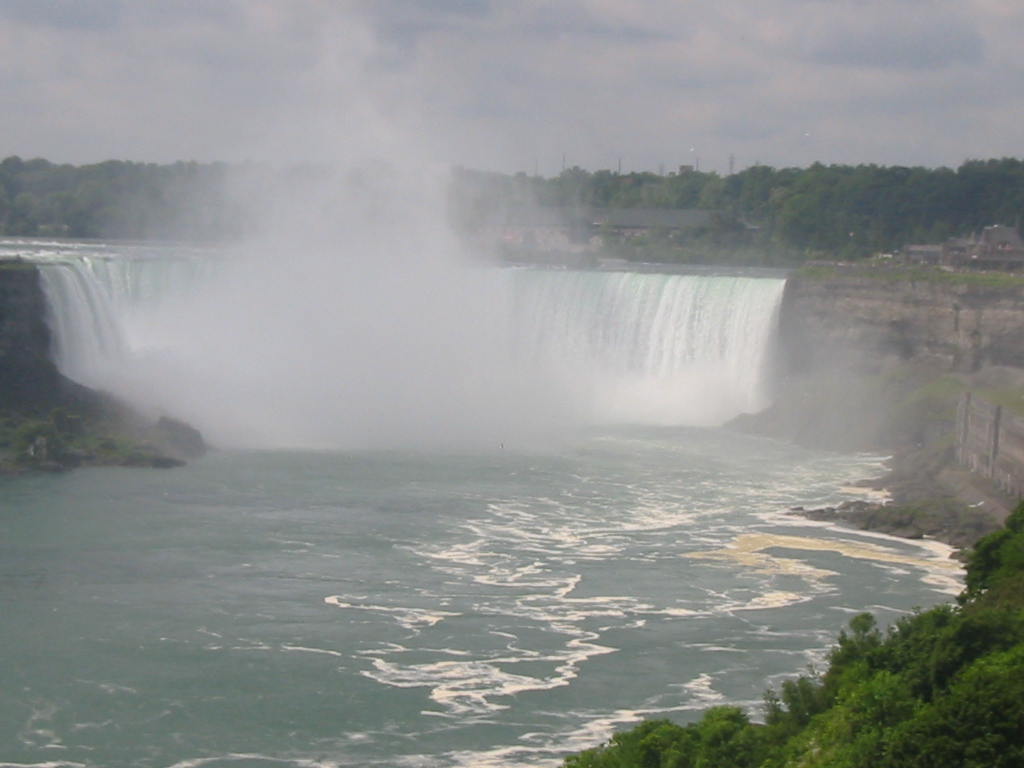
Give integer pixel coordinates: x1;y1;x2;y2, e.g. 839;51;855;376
2;0;1022;174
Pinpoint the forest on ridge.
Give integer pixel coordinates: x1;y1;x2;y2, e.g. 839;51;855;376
2;155;1024;263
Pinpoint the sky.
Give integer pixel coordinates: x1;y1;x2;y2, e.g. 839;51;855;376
2;0;1023;175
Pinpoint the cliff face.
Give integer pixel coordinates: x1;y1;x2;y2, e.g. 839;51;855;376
739;268;1024;540
779;272;1024;375
0;262;66;409
0;261;205;470
738;269;1024;456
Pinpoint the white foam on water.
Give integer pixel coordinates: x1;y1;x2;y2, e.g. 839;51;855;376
323;595;460;631
280;645;345;658
686;538;840;583
441;705;659;768
361;620;618;717
69;720;114;732
18;703;63;751
729;591;811;611
679;672;726;704
686;531;963;604
164;756;342;768
686;643;746;653
73;679;138;696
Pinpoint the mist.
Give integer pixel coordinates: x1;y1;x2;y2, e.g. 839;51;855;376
95;168;586;450
32;6;788;451
34;10;581;450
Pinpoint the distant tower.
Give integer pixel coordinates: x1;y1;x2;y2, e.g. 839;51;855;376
729;154;735;175
658;163;665;176
617;157;622;174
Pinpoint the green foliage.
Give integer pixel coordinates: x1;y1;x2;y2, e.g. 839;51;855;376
764;674;830;732
10;418;65;462
0;407;170;470
794;263;1024;288
565;709;765;768
7;154;1019;257
0;155;238;240
454;158;1024;263
963;503;1024;602
562;501;1024;767
883;644;1024;768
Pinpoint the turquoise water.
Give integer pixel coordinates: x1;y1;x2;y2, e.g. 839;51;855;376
0;427;959;768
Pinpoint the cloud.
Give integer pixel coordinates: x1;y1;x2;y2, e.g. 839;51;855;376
0;0;1021;172
0;0;122;29
795;5;985;70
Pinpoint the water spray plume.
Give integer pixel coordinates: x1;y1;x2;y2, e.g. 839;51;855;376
33;7;786;450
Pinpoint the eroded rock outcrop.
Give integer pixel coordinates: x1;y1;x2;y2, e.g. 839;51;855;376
0;260;205;471
778;269;1024;375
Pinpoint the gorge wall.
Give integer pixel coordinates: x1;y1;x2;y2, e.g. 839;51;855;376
0;262;69;410
737;268;1024;460
778;268;1024;376
957;393;1024;500
0;261;204;468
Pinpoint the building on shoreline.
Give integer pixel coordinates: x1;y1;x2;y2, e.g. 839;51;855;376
904;225;1024;270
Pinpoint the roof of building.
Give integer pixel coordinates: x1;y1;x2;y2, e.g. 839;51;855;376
981;225;1024;248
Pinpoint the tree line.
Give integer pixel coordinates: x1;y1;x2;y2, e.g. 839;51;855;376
2;154;1024;262
562;502;1024;767
454;159;1024;262
0;155;252;241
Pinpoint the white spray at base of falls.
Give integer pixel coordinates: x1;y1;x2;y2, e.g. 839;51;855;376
29;242;786;449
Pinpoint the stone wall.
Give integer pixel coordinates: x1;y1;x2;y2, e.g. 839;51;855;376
957;393;1024;500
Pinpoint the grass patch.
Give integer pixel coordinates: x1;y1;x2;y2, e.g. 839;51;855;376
796;263;1024;289
976;388;1024;418
0;258;38;271
0;408;170;469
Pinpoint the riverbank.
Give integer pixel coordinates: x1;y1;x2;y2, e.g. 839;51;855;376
737;382;1017;555
0;407;206;474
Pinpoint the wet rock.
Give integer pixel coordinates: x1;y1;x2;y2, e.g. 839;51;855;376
149;416;206;459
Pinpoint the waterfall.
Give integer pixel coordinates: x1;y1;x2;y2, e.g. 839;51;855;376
28;243;786;444
35;249;218;390
512;269;785;425
37;257;129;387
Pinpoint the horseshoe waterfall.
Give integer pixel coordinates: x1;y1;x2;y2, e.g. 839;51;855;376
33;248;785;443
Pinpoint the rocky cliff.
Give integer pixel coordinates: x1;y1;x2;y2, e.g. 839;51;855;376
779;267;1024;375
0;261;92;410
743;267;1024;450
739;265;1024;546
0;260;204;470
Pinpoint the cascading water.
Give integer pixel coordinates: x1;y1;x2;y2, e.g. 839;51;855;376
34;248;218;390
24;240;786;444
513;269;785;425
36;257;129;387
